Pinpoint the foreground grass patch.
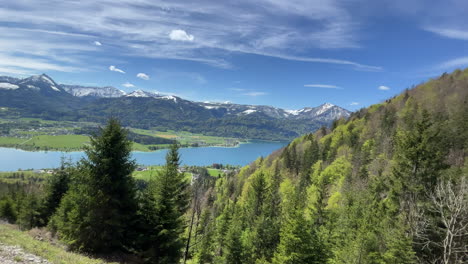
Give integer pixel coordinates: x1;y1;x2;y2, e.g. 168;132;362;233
0;224;116;264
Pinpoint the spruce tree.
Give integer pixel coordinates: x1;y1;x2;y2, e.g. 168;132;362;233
39;158;72;226
53;118;138;253
137;142;189;263
0;197;17;223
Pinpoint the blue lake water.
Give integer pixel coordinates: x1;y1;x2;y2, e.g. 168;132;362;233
0;141;288;171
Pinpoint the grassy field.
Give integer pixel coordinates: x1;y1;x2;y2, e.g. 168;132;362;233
0;135;89;151
0;118;241;152
207;168;222;177
0;224;116;264
0;137;24;145
131;128;239;146
29;135;89;149
132;166;192;181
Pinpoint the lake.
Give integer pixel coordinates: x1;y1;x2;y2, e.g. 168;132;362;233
0;141;288;171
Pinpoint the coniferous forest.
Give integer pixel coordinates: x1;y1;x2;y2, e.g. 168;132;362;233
1;69;468;263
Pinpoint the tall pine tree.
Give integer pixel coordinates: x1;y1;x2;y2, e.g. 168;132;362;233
52;118;138;253
137;142;189;263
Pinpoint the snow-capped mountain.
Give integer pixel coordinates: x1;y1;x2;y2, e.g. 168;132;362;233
18;74;63;92
62;85;126;98
125;89;160;98
0;73;352;140
198;101;350;120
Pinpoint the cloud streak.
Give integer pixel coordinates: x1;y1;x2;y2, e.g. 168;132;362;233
378;85;390;91
243;91;268;96
304;84;342;89
122;82;135;88
0;0;381;71
109;65;125;74
436;56;468;70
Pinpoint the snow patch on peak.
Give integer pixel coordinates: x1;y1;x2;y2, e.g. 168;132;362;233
50;85;61;92
162;95;177;102
126;89;160;98
242;109;257;115
40;75;55;85
316;103;335;115
0;82;19;90
285;109;300;116
127;89;150;97
204;105;218;109
322;102;334;108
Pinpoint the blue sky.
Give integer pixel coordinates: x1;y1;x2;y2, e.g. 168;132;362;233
0;0;467;111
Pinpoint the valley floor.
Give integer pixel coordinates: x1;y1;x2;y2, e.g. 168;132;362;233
0;118;241;152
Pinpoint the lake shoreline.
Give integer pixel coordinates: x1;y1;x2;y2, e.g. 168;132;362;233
0;141;288;171
0;139;289;153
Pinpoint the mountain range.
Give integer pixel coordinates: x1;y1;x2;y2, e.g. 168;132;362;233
0;74;351;140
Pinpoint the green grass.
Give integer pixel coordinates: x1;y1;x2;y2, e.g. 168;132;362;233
130;128;239;146
0;117;241;152
132;166;192;181
0;135;169;152
207;168;222;177
0;224;116;264
0;135;89;151
132;166;163;181
28;135;90;149
0;137;24;145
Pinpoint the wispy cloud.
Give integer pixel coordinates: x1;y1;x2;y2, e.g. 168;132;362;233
425;27;468;40
229;88;246;92
152;70;206;84
169;30;194;42
122;82;135;88
0;54;81;74
0;0;380;71
137;73;150;80
109;65;125;74
378;85;390;91
304;84;342;89
436;56;468;70
350;102;359;106
94;41;102;46
243;91;268;96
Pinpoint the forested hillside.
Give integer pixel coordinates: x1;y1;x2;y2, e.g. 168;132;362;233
186;69;468;263
0;69;467;264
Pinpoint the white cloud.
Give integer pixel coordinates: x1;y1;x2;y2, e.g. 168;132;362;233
350;102;359;106
378;85;390;91
436;56;468;70
169;29;194;42
109;65;125;74
0;53;80;73
0;1;388;71
243;91;268;96
94;41;102;46
122;82;135;88
304;84;342;89
136;73;150;80
425;27;468;40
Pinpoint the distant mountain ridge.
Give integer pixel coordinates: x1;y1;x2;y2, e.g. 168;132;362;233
62;84;126;98
0;74;351;140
